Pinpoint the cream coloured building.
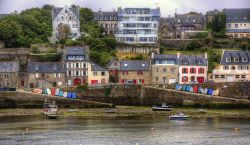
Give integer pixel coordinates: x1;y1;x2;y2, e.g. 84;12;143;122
224;8;250;39
88;62;109;85
213;50;250;82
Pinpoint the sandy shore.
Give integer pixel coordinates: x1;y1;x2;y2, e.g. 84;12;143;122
0;106;250;120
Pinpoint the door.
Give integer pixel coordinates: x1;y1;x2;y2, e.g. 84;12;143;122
226;75;234;82
91;80;98;85
74;78;81;86
68;80;72;86
21;80;25;87
197;77;205;84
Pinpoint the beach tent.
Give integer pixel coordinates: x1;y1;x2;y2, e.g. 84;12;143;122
67;92;72;98
59;91;64;97
178;85;182;91
72;93;77;99
193;86;198;93
186;85;191;92
198;87;203;94
47;88;51;95
190;87;194;93
63;92;67;98
51;88;56;96
203;88;208;95
182;85;187;91
175;84;179;90
55;88;60;96
207;88;213;95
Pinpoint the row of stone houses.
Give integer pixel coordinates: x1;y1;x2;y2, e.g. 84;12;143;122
0;46;109;88
107;52;208;85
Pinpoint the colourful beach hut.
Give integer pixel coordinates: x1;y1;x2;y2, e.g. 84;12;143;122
207;88;213;95
193;86;198;93
186;85;191;92
198;87;203;94
55;88;60;96
72;93;77;99
67;92;72;98
63;92;67;98
51;88;56;96
190;87;194;93
182;85;187;91
59;91;64;97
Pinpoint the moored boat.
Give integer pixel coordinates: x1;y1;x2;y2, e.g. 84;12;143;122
152;103;173;111
169;113;189;120
43;100;59;119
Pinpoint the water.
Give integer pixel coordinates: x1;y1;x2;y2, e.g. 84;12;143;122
0;117;249;145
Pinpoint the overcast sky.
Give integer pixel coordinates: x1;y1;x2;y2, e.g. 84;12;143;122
0;0;249;17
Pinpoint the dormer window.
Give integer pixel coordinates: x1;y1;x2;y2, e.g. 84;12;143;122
234;58;239;62
242;58;248;62
226;58;231;62
197;59;202;65
53;65;58;71
35;64;39;71
182;59;188;65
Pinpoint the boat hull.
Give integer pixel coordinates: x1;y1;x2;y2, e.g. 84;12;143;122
152;107;173;111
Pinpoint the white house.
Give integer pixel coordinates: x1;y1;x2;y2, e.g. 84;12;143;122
52;5;81;42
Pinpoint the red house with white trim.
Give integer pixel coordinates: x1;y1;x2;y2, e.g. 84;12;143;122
178;53;208;84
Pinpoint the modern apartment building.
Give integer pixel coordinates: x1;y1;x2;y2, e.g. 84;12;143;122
115;7;160;45
213;50;250;82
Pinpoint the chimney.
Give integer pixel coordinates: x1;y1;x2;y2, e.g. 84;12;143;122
151;52;155;59
204;52;208;59
177;53;180;58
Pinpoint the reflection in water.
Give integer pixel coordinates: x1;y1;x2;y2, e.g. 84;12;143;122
0;117;249;145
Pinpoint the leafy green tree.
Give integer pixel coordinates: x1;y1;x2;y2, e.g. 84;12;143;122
207;12;226;38
186;39;203;50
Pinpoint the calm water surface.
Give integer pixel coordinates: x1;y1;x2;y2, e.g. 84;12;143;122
0;117;249;145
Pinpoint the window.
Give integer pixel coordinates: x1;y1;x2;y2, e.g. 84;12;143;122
242;58;248;62
182;76;188;82
55;73;60;78
235;75;240;78
226;58;231;62
4;75;8;79
198;68;205;74
227;24;231;28
231;66;236;70
215;75;219;78
241;75;246;78
163;77;167;83
182;68;188;74
170;68;175;74
234;58;239;62
76;63;79;68
83;63;86;68
53;65;58;71
182;59;188;64
93;72;97;76
235;24;238;28
76;71;80;76
67;63;71;68
155;77;159;82
223;66;229;70
163;68;167;73
137;71;143;75
122;71;128;75
197;59;202;65
68;71;72;76
101;72;105;76
221;75;225;78
190;68;196;74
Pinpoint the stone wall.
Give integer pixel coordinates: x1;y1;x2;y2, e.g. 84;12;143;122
160;39;192;48
0;91;111;109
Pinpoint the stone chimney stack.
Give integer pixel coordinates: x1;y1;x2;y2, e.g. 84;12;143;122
151;52;155;59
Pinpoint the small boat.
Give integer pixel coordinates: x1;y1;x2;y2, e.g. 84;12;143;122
152;103;173;111
169;113;189;120
104;108;117;113
43;100;59;119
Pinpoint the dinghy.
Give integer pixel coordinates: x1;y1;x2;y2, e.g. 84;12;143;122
33;89;42;94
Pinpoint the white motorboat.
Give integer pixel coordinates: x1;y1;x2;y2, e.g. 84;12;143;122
152;103;173;111
169;113;189;120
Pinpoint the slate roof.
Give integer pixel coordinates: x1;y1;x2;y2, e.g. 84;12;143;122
120;60;150;71
95;11;117;17
0;61;19;73
52;6;80;20
152;54;178;65
179;54;207;66
224;8;250;23
90;62;107;71
227;29;250;33
27;62;64;73
65;47;86;55
221;51;250;65
174;13;206;24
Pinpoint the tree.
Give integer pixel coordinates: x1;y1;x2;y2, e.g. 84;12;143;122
187;39;203;50
207;12;226;38
57;23;71;40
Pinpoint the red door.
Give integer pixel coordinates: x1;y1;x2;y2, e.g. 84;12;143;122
91;80;98;85
197;77;205;84
74;78;81;86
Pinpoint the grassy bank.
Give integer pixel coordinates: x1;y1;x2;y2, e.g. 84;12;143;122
1;106;250;120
